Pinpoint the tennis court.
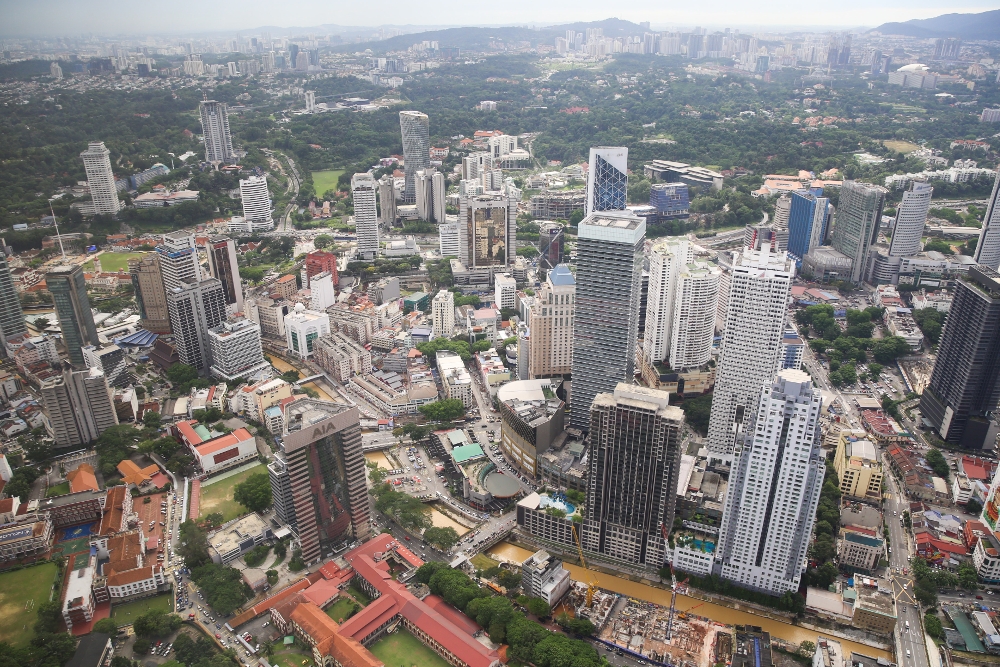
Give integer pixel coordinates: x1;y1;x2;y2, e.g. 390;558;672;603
60;523;96;542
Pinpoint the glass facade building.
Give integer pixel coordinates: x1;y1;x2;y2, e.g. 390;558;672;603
786;192;829;264
649;182;690;219
586;147;628;216
46;264;99;367
399;111;430;204
0;253;26;353
830;181;887;283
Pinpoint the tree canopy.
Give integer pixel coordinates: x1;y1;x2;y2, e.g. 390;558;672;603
233;472;273;513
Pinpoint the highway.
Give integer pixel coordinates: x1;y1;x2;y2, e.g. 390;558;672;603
884;470;930;667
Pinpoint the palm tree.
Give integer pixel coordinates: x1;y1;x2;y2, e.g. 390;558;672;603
261;640;274;659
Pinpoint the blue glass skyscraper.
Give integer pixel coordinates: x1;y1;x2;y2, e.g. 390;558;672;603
586;147;628;216
649;182;690;219
786;192;829;265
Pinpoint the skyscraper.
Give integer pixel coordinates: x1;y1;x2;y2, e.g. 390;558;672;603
889;182;933;258
207;318;268;382
461;193;515;267
80;142;122;216
581;383;684;567
714;369;825;596
537;222;565;278
157;231;201;292
586;147;628;216
166;279;227;373
46;264;99;367
129;253;171;333
199;100;235;164
378;174;396;226
569;211;645;430
0;252;26;354
280;398;371;563
205;237;244;316
830;181;887;283
706;241;795;461
529;264;575;379
919;265;1000;449
352;173;379;260
239;176;274;231
399;111;430;204
268;452;296;528
974;171;1000;271
438;222;462;258
431;289;455;339
41;366;119;448
786;192;829;263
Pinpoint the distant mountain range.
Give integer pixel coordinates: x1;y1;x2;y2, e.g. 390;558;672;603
873;9;1000;40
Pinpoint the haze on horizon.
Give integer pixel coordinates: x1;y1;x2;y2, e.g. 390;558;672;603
2;0;998;36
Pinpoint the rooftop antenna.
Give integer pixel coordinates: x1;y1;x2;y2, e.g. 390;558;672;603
48;199;67;261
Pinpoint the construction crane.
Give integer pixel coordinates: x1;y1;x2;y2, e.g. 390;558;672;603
665;566;678;641
571;523;599;608
678;600;706;621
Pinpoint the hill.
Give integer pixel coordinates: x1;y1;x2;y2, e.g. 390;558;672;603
873;9;1000;40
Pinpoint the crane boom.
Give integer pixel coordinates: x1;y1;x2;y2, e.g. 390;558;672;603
571;522;598;607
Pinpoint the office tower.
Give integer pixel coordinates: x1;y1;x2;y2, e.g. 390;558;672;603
414;169;434;221
495;274;516;310
205;236;244;316
199;100;235;164
934;37;962;60
432;289;455;339
462;193;515;267
304;91;315;112
207;318;268;382
830;181;887;283
786;192;829;263
439;222;462;258
538;223;565;278
569;211;644;430
268;452;296;528
378;174;396;225
919;265;1000;449
399;111;430;204
284;304;330;360
714;369;824;595
129;254;171;333
705;242;795;462
157;231;201;291
586;147;628;216
352;173;379;260
889;182;933;258
773;195;791;229
280;398;370;563
974;171;1000;271
580;384;683;567
239;176;274;231
304;250;339;289
46;264;99;367
432;170;446;223
80;142;122;216
643;238;720;371
529;264;575;379
166;279;227;373
309;271;336;311
649;182;690;220
288;44;299;69
41;367;119;448
0;253;26;354
82;344;130;388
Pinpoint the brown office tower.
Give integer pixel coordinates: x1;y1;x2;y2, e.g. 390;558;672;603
280;398;370;563
129;253;171;333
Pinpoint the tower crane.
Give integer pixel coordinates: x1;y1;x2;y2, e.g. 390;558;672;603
571;522;599;607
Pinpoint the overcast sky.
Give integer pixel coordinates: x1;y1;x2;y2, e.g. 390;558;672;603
2;0;998;36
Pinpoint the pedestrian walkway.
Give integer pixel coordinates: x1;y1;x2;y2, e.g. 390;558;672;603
200;460;263;488
189;479;201;521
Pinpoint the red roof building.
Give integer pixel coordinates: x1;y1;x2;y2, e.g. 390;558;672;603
305;251;339;287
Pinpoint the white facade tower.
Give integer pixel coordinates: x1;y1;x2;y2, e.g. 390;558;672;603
974;170;1000;271
199;100;235;164
352;173;379;260
586;146;628;216
157;231;202;292
432;289;455;339
888;181;933;258
714;369;825;596
80;141;122;216
239;176;274;231
439;222;462;258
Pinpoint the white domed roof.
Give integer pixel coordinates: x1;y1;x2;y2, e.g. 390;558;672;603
897;63;928;73
294;302;306;312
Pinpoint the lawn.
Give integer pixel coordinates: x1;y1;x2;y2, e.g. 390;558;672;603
471;553;499;572
325;597;359;623
111;593;173;620
198;463;266;522
345;584;372;606
369;629;452;667
883;140;921;154
45;482;70;497
0;563;58;646
311;170;344;198
270;644;314;667
84;251;148;273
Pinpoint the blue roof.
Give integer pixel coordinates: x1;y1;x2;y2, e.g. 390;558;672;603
115;329;159;347
549;264;575;286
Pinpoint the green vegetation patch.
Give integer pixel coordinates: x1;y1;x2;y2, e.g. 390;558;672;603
471;553;500;571
85;251;149;273
198;463;266;522
882;140;920;154
369;629;452;667
324;597;360;623
0;563;58;646
311;170;345;198
111;593;173;620
45;482;70;497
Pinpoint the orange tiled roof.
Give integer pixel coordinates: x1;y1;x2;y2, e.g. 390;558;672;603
107;565;155;587
117;459;159;487
98;486;129;536
67;463;99;493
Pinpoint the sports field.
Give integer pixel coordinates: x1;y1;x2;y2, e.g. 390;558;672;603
198;463;266;522
0;562;58;646
111;593;172;620
311;170;344;198
84;251;148;273
369;629;451;667
883;140;921;154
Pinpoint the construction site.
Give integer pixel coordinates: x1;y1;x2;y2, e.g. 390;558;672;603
596;593;722;666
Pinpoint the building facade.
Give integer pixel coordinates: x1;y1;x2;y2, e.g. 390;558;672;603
889;182;933;258
0;253;27;354
238;176;274;232
431;289;455;339
352;173;379;260
166;279;227;373
284;305;331;360
80;141;122;216
529;264;575;380
461;194;515;268
586;147;628;216
786;192;829;264
41;367;119;447
208;319;268;381
157;231;201;292
206;236;244;316
199;100;235;164
46;264;99;366
129;253;171;333
974;170;1000;271
830;181;887;283
399;111;430;204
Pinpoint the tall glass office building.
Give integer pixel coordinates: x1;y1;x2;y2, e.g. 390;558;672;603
46;264;99;367
399;111;430;204
586;147;628;215
786;192;829;264
0;252;26;353
830;181;887;283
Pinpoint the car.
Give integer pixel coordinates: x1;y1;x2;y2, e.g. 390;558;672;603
978;595;985;600
262;622;270;627
404;535;411;540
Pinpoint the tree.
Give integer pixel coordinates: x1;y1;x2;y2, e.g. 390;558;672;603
924;613;945;640
132;609;181;638
925;448;950;480
526;597;551;618
314;234;333;249
132;638;150;655
679;393;712;435
424;526;460;550
190;563;252;616
233;472;273;513
179;520;211;566
967;499;983;516
418;398;467;422
872;336;911;363
266;569;279;585
798;641;816;658
958;563;980;590
142;411;161;428
33;601;62;634
280;370;300;383
93;617;118;635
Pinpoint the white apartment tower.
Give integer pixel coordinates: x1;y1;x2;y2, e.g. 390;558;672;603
305;91;315;112
166;279;228;373
157;231;202;292
239;176;275;231
352;173;379;260
586;146;628;216
199;100;235;164
529;264;575;379
705;242;795;461
309;271;336;311
495;274;517;310
378;175;396;226
974;170;1000;271
714;369;825;596
432;289;455;339
439;222;462;258
80;142;122;216
888;181;933;258
208;318;269;382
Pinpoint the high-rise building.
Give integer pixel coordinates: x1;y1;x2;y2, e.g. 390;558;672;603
378;174;396;225
569;211;644;430
830;181;887;283
919;265;1000;449
438;222;462;258
166;279;227;373
205;237;244;316
309;272;336;311
80;142;122;216
461;193;515;267
974;171;1000;271
129;253;171;333
199;100;235;164
207;318;268;382
537;222;565;278
238;176;274;231
521;550;571;607
304;250;339;289
352;173;379;260
705;243;795;462
50;62;63;79
279;398;371;563
268;452;296;528
46;264;99;367
432;170;446;223
431;289;455;339
284;304;330;360
529;264;575;379
157;231;201;292
581;383;683;567
773;194;792;229
41;367;119;448
643;238;720;372
399;111;430;204
714;369;825;596
495;274;517;310
82;344;131;388
889;182;933;258
786;192;829;263
586;147;628;216
649;182;690;220
0;252;26;354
